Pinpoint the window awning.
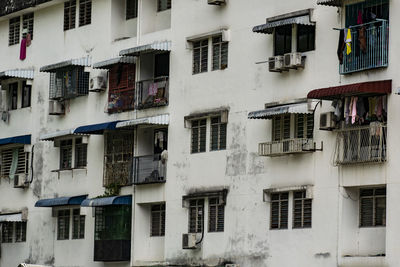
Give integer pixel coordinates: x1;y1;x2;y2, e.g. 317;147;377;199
92;56;136;69
40;56;91;73
0;213;23;222
253;9;315;34
307;80;392;100
74;121;123;135
119;41;171;56
182;189;228;207
248;101;317;120
0;69;34;81
39;128;76;141
317;0;342;7
116;114;169;129
35;195;88;207
0;134;31;146
81;195;132;207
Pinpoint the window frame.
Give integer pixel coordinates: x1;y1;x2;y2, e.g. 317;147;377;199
292;190;312;229
191;119;207;154
210;116;227;151
64;0;77;31
1;222;14;243
150;204;166;237
59;139;73;170
57;209;71;240
270;192;289;230
126;0;138;20
9;82;19;110
192;39;209;75
72;208;85;239
212;35;229;71
9;16;20;46
208;197;225;232
157;0;171;12
296;24;315;53
0;146;29;178
79;0;92;27
21;81;32;108
274;25;292;56
22;13;34;39
15;222;27;242
359;187;386;227
188;199;204;233
74;138;88;168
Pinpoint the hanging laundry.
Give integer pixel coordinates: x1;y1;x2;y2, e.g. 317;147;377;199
359;27;367;54
344;97;350;124
345;28;352;55
376;96;383;119
26;33;32;47
149;83;158;96
351;97;358;124
20;38;27;60
337;29;346;64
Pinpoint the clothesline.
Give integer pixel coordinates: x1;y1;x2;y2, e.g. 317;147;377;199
332;18;387;31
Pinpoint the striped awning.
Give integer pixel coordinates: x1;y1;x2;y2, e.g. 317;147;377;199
116;114;169;128
0;69;34;81
0;213;23;222
40;56;91;73
248;101;317;119
317;0;342;7
93;56;136;69
120;41;171;56
81;195;132;207
39;128;76;141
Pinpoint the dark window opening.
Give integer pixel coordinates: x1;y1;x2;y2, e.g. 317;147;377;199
360;187;386;227
22;13;34;39
154;129;168;155
274;25;292;56
191;119;207;153
293;191;312;228
297;25;315;53
193;39;208;74
212;35;228;70
126;0;138;20
154;53;170;78
57;209;70;240
72;208;85;239
21;81;31;108
79;0;92;27
151;204;165;236
9;82;18;110
75;138;87;168
189;199;204;233
157;0;171;12
60;139;73;170
208;197;225;232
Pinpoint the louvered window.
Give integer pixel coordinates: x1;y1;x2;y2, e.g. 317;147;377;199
193;39;208;74
0;146;29;178
15;222;27;242
60;140;73;170
126;0;138;19
157;0;171;12
75;138;87;168
9;17;20;46
293;191;312;228
151;204;165;237
1;222;13;243
272;114;291;141
9;82;18;110
72;209;85;239
108;64;136;113
64;0;76;31
212;36;228;70
22;13;34;39
189;199;204;233
49;67;89;100
191;119;207;153
295;114;314;139
208;197;224;232
360;187;386;227
270;192;289;229
57;209;70;240
79;0;92;27
210;116;227;151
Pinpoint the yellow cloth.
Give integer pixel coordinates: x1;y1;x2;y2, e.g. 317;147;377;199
345;28;352;55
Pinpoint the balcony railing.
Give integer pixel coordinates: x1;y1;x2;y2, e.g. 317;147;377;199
104;161;133;187
340;20;389;75
259;138;315;157
335;124;387;165
136;76;169;110
133;154;166;185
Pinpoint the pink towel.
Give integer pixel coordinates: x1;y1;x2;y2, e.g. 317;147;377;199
20;38;27;60
351;97;358;124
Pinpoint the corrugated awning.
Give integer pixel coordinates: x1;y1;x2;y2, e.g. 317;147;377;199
81;195;132;207
0;69;34;81
0;134;31;146
317;0;342;7
116;114;169;128
74;121;123;135
35;195;88;207
92;56;136;69
307;80;392;100
0;213;23;222
40;56;91;73
248;101;317;119
39;128;76;141
119;41;171;56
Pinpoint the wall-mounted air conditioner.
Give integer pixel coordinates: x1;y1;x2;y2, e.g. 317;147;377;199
182;233;197;249
89;71;107;92
14;174;28;188
283;52;305;69
208;0;226;5
1;110;9;123
319;112;336;131
49;100;65;115
268;56;285;72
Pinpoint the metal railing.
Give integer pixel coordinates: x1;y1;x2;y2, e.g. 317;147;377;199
335;124;387;165
135;76;169;110
133;154;166;185
258;138;315;157
104;161;133;187
340;20;389;74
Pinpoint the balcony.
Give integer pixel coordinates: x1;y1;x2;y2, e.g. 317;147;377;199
133;154;166;185
335;124;387;165
340;20;389;75
259;138;315;157
136;77;169;110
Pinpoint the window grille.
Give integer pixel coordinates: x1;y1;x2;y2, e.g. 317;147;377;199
22;13;34;39
60;140;73;170
193;39;208;74
360;187;386;227
151;204;165;236
94;206;132;241
208;197;225;232
75;138;87;168
72;209;85;239
189;199;204;233
108;64;136;113
126;0;138;20
210;116;227;151
157;0;171;12
9;17;20;46
15;222;27;242
270;192;289;229
49;67;89;100
22;82;32;108
57;210;70;240
79;0;92;27
293;191;312;228
212;36;229;70
0;146;29;178
1;222;13;243
191;119;207;153
64;0;76;31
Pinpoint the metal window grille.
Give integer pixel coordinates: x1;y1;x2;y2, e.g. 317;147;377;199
94;206;132;241
22;13;34;39
126;0;138;19
0;146;29;178
208;197;225;232
9;17;20;46
64;0;76;31
193;39;208;74
22;81;31;108
295;114;314;139
360;187;386;227
57;209;70;240
60;139;72;170
9;82;18;110
151;204;165;236
191;119;207;153
210;116;227;151
79;0;92;27
49;67;89;100
108;64;136;113
270;192;289;229
1;222;13;243
15;222;27;242
293;191;312;228
212;36;228;70
72;209;85;239
189;199;204;233
157;0;171;12
75;138;87;168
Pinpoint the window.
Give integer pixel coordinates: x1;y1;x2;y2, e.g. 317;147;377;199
72;209;85;239
21;82;31;108
15;222;27;242
22;13;34;39
295;114;314;139
274;25;292;56
75;138;87;168
126;0;138;20
212;36;228;70
191;119;207;153
9;83;18;110
57;209;70;240
293;191;312;228
273;113;314;141
157;0;171;12
208;197;224;232
189;199;204;233
1;222;14;243
64;0;76;31
1;222;26;243
360;187;386;227
270;192;289;229
297;25;315;53
193;39;208;74
79;0;92;27
272;114;291;141
210;116;227;151
154;53;170;78
60;140;73;170
94;206;131;241
151;204;165;237
9;17;20;46
108;64;136;113
49;67;89;100
0;146;29;178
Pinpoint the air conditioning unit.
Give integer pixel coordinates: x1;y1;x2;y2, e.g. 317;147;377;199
14;174;27;188
208;0;226;5
284;52;305;69
48;100;65;115
89;72;107;92
182;233;197;249
1;110;9;123
268;56;285;72
320;112;336;131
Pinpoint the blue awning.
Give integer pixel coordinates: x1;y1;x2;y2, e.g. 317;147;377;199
81;195;132;207
0;135;31;146
74;121;122;135
35;195;88;207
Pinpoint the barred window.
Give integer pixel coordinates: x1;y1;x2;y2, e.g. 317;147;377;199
151;204;165;237
9;17;20;46
0;146;29;178
15;222;27;242
272;114;291;141
212;36;228;70
1;222;13;243
189;199;204;233
270;192;289;229
22;13;34;39
9;82;18;110
295;114;314;139
72;209;85;239
49;67;89;100
64;0;76;31
22;81;32;108
191;119;207;153
79;0;92;27
94;206;132;241
157;0;171;12
210;116;227;151
60;140;73;170
126;0;138;20
57;210;70;240
75;138;87;168
360;187;386;227
293;191;312;228
193;39;208;74
208;198;224;232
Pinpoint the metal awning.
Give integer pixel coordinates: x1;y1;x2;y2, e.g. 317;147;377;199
92;56;136;69
74;121;123;135
39;128;76;141
317;0;342;7
0;69;34;81
253;9;315;34
116;114;169;128
119;41;171;56
81;195;132;207
35;195;88;207
0;134;31;146
40;56;91;73
307;80;392;100
0;213;23;222
248;101;316;119
182;189;228;207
